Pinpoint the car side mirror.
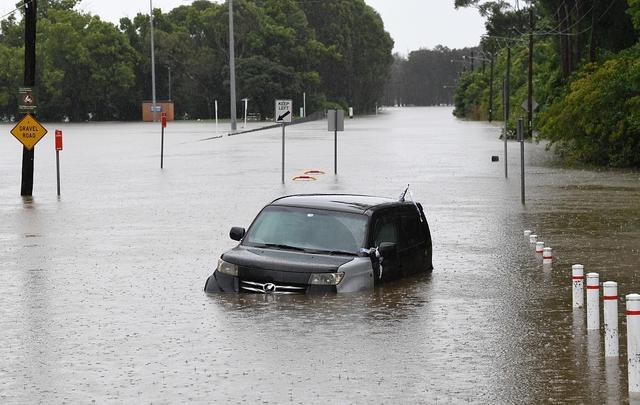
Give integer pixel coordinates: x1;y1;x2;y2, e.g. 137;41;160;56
378;242;397;259
230;227;245;241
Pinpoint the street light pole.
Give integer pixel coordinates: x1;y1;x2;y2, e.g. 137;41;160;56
229;0;237;132
150;0;157;122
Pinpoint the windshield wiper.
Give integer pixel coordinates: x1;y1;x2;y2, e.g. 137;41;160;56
303;249;358;256
259;243;307;252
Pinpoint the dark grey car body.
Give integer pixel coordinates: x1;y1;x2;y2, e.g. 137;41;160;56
204;194;433;294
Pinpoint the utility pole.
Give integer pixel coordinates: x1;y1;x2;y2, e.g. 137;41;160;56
229;0;237;132
528;6;534;139
488;53;494;122
150;0;157;122
504;46;511;178
21;0;37;196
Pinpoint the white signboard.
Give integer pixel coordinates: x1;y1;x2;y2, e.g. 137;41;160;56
275;99;292;123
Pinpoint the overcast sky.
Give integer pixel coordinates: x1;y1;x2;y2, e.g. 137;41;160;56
1;0;486;54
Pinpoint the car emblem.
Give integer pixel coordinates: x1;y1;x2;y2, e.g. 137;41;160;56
263;283;276;293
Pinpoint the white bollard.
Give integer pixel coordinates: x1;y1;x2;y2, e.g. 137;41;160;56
535;241;544;253
627;294;640;394
543;247;553;263
524;230;532;236
603;281;618;357
572;264;584;308
529;234;537;243
586;273;600;331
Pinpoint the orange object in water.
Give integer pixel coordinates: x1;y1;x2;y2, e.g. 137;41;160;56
292;175;317;181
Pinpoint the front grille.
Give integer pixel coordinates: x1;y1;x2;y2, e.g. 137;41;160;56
239;280;307;295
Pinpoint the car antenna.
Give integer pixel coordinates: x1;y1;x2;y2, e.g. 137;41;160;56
399;184;424;222
398;184;410;202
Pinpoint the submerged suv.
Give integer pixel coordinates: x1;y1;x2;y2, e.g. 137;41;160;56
204;194;433;294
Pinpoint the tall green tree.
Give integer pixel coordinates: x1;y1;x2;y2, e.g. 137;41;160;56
299;0;394;113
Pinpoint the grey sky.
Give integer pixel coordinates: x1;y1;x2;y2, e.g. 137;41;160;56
1;0;486;53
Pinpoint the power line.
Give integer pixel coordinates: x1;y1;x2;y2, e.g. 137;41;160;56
1;0;33;21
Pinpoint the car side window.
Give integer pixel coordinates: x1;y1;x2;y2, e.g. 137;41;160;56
373;214;398;247
399;211;426;248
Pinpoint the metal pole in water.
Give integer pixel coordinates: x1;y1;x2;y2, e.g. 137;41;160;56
586;273;600;331
603;281;619;357
518;117;525;204
334;109;338;175
529;234;537;244
215;100;218;126
56;150;60;196
524;230;532;236
542;247;553;264
503;78;508;178
535;241;544;253
160;125;164;169
572;264;584;308
626;294;640;394
281;123;285;184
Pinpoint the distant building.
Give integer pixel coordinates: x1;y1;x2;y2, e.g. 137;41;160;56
141;101;175;122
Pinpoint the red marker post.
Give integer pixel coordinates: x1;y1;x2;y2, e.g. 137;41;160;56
55;129;62;196
160;112;167;169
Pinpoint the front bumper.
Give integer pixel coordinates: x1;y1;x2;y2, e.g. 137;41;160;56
203;271;336;294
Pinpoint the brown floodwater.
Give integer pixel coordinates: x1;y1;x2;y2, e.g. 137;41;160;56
0;107;638;403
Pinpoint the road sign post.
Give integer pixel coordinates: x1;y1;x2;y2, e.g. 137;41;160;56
327;109;344;175
55;129;62;196
20;0;38;197
275;99;293;184
160;112;167;169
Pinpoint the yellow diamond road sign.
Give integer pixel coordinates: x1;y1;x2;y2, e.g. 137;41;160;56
10;113;48;150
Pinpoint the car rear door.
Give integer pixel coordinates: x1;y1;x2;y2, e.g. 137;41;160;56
398;207;429;275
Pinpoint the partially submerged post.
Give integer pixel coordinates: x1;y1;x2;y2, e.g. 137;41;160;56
55;130;63;196
275;99;293;184
626;294;640;395
21;0;38;196
603;281;619;357
518;117;525;204
572;264;584;308
160;112;167;169
327;109;344;175
586;273;600;332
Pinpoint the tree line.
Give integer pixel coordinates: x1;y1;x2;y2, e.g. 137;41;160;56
0;0;393;121
383;46;480;107
452;0;640;168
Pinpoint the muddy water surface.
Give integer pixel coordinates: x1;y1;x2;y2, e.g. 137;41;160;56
0;108;638;403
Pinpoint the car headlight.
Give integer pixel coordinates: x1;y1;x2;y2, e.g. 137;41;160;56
309;272;344;285
216;259;238;277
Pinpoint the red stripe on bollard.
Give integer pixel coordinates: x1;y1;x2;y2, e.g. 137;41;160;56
626;310;640;316
603;296;619;300
572;276;584;280
586;285;599;290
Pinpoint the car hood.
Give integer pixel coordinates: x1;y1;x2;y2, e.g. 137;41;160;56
222;245;355;273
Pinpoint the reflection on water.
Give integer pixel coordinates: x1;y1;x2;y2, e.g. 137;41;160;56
0;107;638;403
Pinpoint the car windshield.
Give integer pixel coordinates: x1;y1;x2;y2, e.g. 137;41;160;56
243;206;367;254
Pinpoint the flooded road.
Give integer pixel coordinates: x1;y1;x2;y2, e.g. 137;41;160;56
1;107;639;403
